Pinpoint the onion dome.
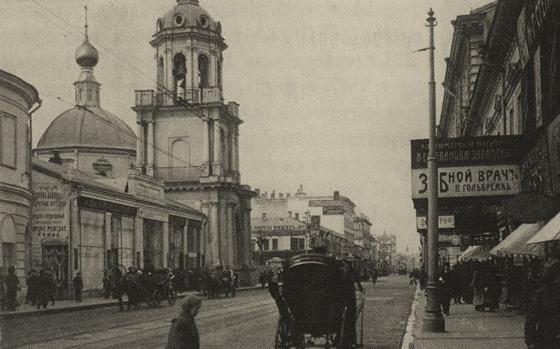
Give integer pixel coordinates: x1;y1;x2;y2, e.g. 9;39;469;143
75;37;99;68
156;0;220;33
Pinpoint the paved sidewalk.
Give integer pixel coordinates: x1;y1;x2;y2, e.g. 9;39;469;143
0;285;264;320
411;290;527;349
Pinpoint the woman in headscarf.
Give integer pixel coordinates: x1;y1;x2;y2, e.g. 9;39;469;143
166;296;203;349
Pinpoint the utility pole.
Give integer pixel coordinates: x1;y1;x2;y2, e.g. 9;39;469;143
423;8;445;332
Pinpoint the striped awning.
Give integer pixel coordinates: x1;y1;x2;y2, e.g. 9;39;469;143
528;211;560;244
459;245;492;261
490;223;544;256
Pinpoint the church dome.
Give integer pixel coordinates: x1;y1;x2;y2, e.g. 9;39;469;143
157;0;220;33
75;37;99;68
36;106;136;152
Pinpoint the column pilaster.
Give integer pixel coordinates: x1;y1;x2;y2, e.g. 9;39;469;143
202;118;210;176
135;122;144;171
213;121;222;176
146;121;155;176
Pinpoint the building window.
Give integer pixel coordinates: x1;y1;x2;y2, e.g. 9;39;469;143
1;114;17;168
290;237;305;251
272;238;279;251
198;54;210;88
262;239;270;251
173;53;187;102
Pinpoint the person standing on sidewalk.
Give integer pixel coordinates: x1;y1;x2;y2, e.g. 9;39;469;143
524;259;560;349
166;296;202;349
73;272;83;302
4;266;19;311
35;270;50;309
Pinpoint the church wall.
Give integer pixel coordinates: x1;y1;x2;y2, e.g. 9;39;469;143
153;114;204;169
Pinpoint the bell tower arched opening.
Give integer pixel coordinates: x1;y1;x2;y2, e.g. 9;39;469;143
198;54;210;89
173;53;187;102
157;56;165;94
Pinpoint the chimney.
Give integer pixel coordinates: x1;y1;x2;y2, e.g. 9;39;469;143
286;193;291;198
271;190;276;199
279;193;284;198
264;191;268;199
288;211;292;218
334;191;340;200
48;151;63;165
295;213;299;220
255;188;261;197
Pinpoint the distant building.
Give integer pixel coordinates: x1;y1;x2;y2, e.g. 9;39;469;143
378;232;397;273
252;186;375;259
0;70;40;282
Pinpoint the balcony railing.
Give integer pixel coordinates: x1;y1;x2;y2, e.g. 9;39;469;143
135;88;222;107
154;166;203;181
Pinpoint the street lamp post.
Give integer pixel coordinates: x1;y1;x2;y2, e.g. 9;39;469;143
423;8;445;332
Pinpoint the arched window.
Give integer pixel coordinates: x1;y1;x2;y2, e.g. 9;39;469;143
173;53;187;102
198;54;209;89
157;56;165;93
171;139;190;168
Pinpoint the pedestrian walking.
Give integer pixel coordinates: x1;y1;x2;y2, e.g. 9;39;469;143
418;265;427;290
102;271;112;299
45;271;56;306
524;259;560;349
471;262;487;311
73;272;83;302
438;264;453;315
25;269;38;305
35;270;50;309
166;296;202;349
4;266;19;311
371;269;378;285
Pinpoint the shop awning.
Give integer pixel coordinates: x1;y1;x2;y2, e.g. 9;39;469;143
490;223;543;256
528;211;560;244
459;245;492;261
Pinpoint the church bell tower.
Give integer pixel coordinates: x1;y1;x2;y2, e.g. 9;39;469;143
133;0;255;273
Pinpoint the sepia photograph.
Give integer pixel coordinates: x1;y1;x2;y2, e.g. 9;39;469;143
1;0;559;348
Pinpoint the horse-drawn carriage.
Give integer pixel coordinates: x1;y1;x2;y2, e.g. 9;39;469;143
201;268;238;299
112;265;176;310
270;254;365;349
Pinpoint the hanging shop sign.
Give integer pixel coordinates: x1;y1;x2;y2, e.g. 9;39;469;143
411;165;521;199
138;207;169;222
462;233;499;246
411;136;524;169
416;216;455;230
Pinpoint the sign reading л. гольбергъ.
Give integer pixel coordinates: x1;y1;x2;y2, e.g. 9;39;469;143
410;136;523;199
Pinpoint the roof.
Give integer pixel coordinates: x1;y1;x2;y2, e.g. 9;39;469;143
157;0;219;34
32;158;205;220
491;223;544;256
0;69;40;109
36;106;136;152
528;212;560;244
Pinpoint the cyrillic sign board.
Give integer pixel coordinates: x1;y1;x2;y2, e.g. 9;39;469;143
323;206;344;215
411;165;521;199
411;136;523;169
138;207;169;222
416;216;455;230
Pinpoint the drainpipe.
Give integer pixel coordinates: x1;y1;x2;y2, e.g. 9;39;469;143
28;98;42;270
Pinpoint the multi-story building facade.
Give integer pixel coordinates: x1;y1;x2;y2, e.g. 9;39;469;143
133;0;255;271
435;0;560;260
0;70;40;283
378;232;397;273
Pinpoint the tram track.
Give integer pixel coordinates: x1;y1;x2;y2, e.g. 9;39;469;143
13;297;277;349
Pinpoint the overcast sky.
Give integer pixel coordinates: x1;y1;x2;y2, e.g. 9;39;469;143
1;0;493;252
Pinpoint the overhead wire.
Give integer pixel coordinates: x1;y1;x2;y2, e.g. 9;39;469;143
20;0;273;171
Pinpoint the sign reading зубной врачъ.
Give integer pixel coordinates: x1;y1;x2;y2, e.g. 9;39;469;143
411;165;521;199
